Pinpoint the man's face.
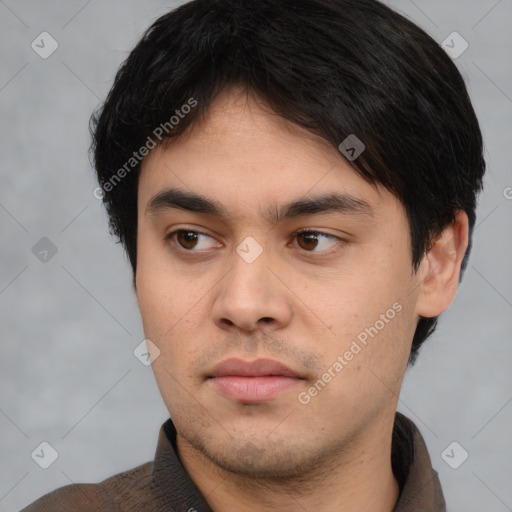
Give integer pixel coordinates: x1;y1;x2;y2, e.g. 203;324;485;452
135;88;422;477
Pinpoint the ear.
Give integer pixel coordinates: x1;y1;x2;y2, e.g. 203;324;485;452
415;210;469;318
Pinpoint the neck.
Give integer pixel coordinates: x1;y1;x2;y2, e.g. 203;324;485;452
176;411;400;512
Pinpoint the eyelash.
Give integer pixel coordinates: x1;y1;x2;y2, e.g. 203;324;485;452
163;228;345;257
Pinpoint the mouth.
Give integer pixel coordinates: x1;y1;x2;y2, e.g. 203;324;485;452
207;358;304;403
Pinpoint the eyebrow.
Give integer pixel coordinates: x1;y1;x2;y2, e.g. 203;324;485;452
146;187;374;223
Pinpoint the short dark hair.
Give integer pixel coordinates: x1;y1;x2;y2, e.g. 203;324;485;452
89;0;485;365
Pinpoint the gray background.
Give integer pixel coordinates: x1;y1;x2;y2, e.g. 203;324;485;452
1;0;511;510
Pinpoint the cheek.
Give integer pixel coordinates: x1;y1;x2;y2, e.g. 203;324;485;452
136;235;174;344
136;227;189;328
319;250;414;371
136;267;208;343
135;231;215;372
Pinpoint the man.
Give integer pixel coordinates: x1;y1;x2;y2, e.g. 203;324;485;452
22;0;485;510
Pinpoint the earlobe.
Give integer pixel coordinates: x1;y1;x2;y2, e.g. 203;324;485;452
415;210;469;318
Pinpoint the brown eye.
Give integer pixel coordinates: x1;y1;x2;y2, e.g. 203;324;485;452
297;232;320;251
176;230;199;250
294;230;340;254
165;229;221;253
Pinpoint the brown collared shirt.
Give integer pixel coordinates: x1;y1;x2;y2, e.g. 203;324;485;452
21;412;446;511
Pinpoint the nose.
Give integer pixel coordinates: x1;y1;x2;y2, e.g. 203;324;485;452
211;245;293;333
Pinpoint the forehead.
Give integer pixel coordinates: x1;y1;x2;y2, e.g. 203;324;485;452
138;87;394;219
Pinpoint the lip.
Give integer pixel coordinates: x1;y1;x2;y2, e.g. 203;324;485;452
210;358;301;378
208;358;303;403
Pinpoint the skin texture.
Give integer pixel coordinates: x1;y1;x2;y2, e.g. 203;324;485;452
135;87;469;512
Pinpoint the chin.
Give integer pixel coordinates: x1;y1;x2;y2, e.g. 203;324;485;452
191;431;330;480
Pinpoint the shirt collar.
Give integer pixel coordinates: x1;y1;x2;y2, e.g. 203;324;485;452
392;412;446;511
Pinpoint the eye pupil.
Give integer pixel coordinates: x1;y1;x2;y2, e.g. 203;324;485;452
177;230;198;249
298;232;318;251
